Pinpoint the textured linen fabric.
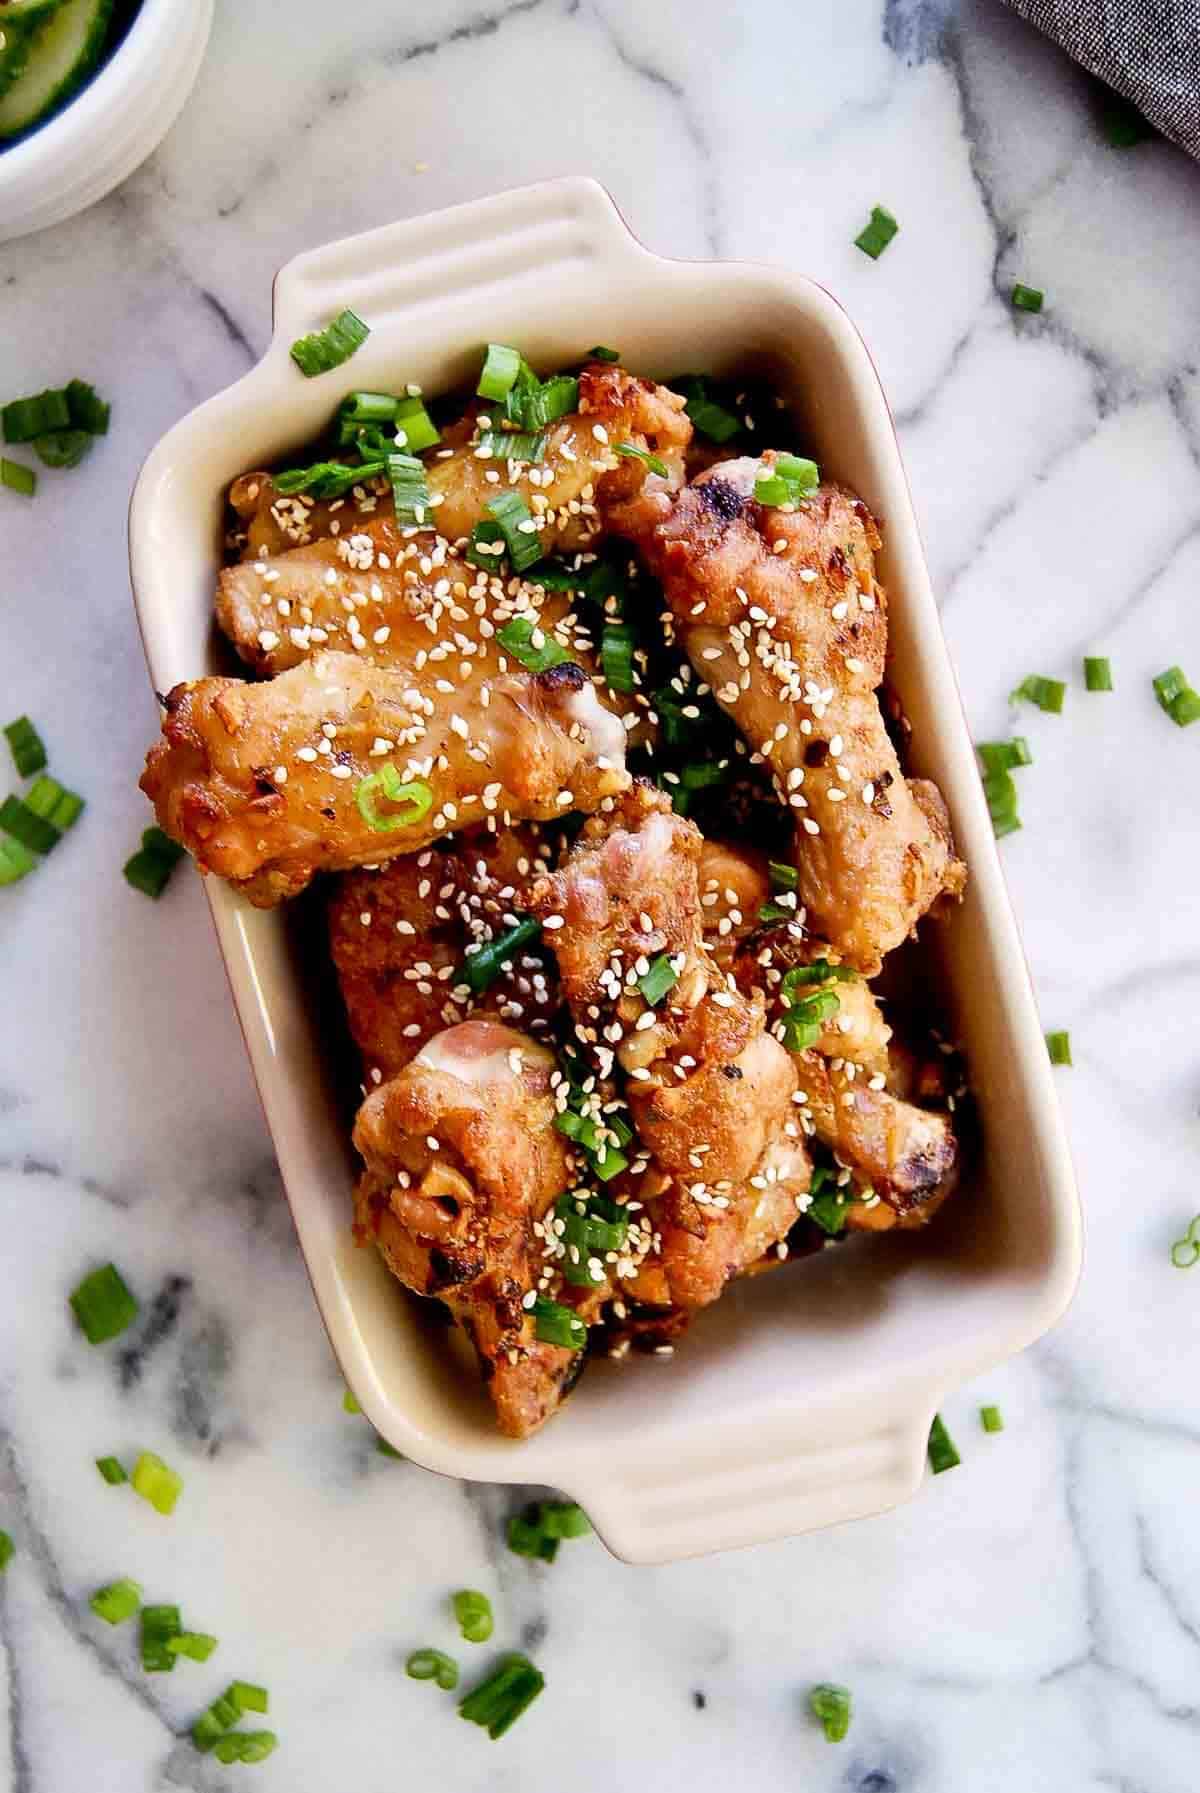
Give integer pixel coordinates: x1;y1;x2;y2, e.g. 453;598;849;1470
1006;0;1200;159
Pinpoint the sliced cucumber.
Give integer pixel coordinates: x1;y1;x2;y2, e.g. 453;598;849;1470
0;12;51;101
0;0;114;140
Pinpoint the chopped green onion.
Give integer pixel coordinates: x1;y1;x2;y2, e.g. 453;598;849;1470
537;1501;591;1539
1045;1030;1072;1066
465;518;508;570
452;1590;494;1644
531;1296;586;1351
1010;674;1065;714
809;1683;852;1743
166;1632;219;1662
191;1686;244;1750
289;308;369;377
754;453;819;507
95;1456;127;1485
588;346;620;363
780;960;857;997
391;395;440;454
230;1682;269;1714
600;621;637;693
69;1263;138;1344
4;791;60;854
768;861;798;892
980;1405;1004;1434
3;388;71;442
141;1603;182;1672
459;1652;545;1739
854;204;899;259
407;1647;459;1689
342;1389;361;1414
388;452;431;525
0;1533;12;1572
476;427;546;463
507;1510;559;1561
638;952;678;1007
0;838;37;885
477;344;523;402
65;381;110;436
123;826;186;899
486;491;544;574
650;684;717;750
1011;284;1044;314
213;1733;277;1765
355;765;434;834
781;988;841;1053
676;376;741;444
927;1413;960;1474
1;458;36;497
614;441;668;478
376;1435;403;1459
34;429;93;469
1083;656;1113;692
506;371;577;432
26;773;84;834
1170;1216;1200;1270
553;1192;629;1276
89;1578;141;1625
131;1450;183;1516
1097;88;1152;148
496;614;568;672
1152;665;1200;728
274;458;387;499
4;716;46;778
338;390;399;426
805;1166;850;1237
977;738;1032;773
460;914;543;994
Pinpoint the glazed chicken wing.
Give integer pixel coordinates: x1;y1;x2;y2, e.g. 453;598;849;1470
530;783;812;1308
140;648;628;906
613;459;964;972
352;1020;579;1438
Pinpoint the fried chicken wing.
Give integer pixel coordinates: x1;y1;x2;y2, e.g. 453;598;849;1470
352;1020;578;1438
141;649;628;906
530;784;811;1308
329;826;557;1081
613;459;964;972
228;469;391;560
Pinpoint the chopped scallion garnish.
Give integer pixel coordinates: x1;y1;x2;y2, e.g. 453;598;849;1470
95;1456;127;1485
273;458;387;499
780;987;841;1053
1170;1216;1200;1269
342;1389;361;1414
131;1450;183;1516
854;204;899;259
475;427;546;463
141;1603;182;1672
1010;674;1065;714
477;344;523;402
2;388;71;442
675;375;741;444
407;1647;459;1689
1097;89;1152;148
486;490;544;573
460;915;542;993
458;1653;545;1739
980;1405;1004;1434
1;457;36;497
977;738;1031;838
66;381;110;436
1152;664;1200;728
35;429;93;469
506;370;577;432
1083;656;1113;692
0;1533;12;1572
1045;1030;1072;1066
123;826;186;899
69;1263;138;1344
388;452;431;524
754;453;819;507
0;837;37;885
213;1733;277;1765
496;614;568;672
613;441;668;477
355;766;433;834
538;1501;591;1539
637;952;678;1007
167;1632;219;1662
289;308;369;377
452;1590;494;1644
89;1578;141;1625
1011;283;1044;313
600;621;637;693
531;1296;586;1351
191;1682;268;1752
804;1166;850;1238
26;773;84;834
3;716;46;778
391;394;440;453
927;1413;960;1474
588;346;620;363
809;1683;852;1743
230;1682;269;1714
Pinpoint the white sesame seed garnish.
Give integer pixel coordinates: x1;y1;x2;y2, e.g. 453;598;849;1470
257;629;279;651
802;817;821;835
861;782;875;805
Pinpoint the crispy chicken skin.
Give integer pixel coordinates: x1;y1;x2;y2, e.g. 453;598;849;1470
352;1020;577;1438
140;649;628;906
529;784;811;1308
329;826;556;1080
227;363;690;570
613;459;964;972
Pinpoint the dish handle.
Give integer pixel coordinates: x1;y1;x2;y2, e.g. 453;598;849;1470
574;1401;937;1564
270;176;650;351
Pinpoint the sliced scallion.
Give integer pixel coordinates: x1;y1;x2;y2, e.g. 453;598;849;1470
69;1263;138;1344
355;766;433;834
476;427;546;463
531;1296;586;1352
1153;664;1200;728
927;1413;960;1474
1170;1217;1200;1270
89;1578;141;1625
1083;656;1112;692
123;826;186;899
2;388;71;442
588;346;620;363
460;915;542;993
0;1533;12;1572
1045;1030;1072;1066
140;1603;182;1673
66;381;110;435
637;952;678;1006
1;458;36;497
754;453;819;507
537;1501;591;1539
459;1653;545;1739
26;773;84;834
95;1456;127;1485
0;837;36;885
496;615;568;672
289;308;369;377
600;621;637;693
131;1450;183;1516
980;1405;1004;1434
273;458;387;499
1011;283;1044;314
854;204;899;259
506;371;577;432
391;395;440;453
407;1647;459;1689
167;1632;219;1662
809;1683;852;1743
4;716;47;778
805;1166;850;1237
1010;674;1065;714
676;376;741;444
614;441;668;477
486;491;544;574
452;1589;494;1644
35;429;93;469
477;344;523;402
388;452;431;524
213;1733;277;1765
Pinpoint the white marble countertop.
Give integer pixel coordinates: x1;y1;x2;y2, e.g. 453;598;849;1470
4;1;1200;1788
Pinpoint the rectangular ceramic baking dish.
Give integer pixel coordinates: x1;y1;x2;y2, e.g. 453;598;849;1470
128;176;1081;1564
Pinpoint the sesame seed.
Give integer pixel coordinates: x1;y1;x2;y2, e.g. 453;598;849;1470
802;817;821;835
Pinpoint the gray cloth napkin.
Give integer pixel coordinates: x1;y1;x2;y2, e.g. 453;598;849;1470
1006;0;1200;159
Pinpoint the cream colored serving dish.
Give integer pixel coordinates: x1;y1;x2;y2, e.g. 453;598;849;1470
129;177;1081;1564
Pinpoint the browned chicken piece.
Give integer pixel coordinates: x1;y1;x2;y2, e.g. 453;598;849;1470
140;648;629;907
352;1020;579;1438
329;826;557;1081
792;1051;957;1216
697;837;770;969
529;783;811;1309
612;458;965;972
227;363;690;572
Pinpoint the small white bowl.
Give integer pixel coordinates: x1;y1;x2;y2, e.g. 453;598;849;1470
0;0;212;244
129;178;1082;1563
